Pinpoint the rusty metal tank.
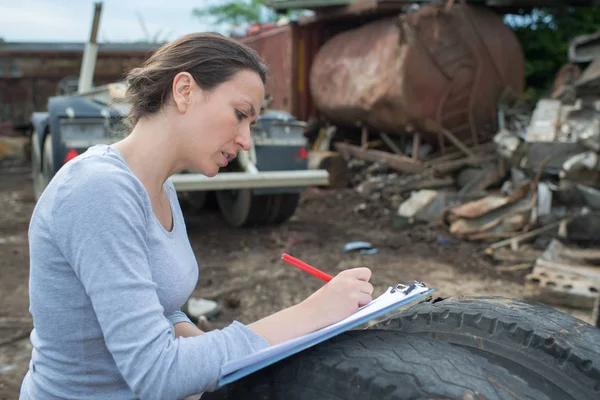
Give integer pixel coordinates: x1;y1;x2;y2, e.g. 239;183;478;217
309;4;525;145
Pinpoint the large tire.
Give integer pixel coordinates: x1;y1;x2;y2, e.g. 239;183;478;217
204;331;551;400
31;130;44;201
31;132;53;201
267;193;301;224
373;296;600;400
215;189;275;227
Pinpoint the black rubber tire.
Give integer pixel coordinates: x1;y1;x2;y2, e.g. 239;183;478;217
203;330;551;400
372;296;600;400
267;193;301;224
31;132;53;201
31;130;45;201
215;189;274;227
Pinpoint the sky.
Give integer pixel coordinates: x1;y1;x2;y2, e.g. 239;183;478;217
0;0;228;43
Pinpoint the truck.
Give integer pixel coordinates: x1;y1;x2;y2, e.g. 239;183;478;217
28;2;329;228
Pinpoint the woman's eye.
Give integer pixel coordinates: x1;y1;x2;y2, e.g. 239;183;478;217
236;110;247;121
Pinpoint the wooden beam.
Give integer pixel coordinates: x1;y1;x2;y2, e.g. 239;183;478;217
412;133;420;161
335;142;425;174
441;128;476;158
379;133;402;155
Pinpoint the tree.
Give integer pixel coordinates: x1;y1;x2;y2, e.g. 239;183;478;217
505;7;600;100
192;0;310;31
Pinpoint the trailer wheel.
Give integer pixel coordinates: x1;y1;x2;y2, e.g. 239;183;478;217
215;189;275;227
203;330;551;400
31;132;53;201
182;191;208;212
267;193;301;224
31;130;44;201
373;296;600;400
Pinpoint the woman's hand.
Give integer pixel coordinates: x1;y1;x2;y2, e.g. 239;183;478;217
298;267;373;329
248;267;373;346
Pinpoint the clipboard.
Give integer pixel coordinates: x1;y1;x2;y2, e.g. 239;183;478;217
218;281;434;387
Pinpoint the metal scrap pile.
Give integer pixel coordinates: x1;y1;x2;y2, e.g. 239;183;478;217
327;29;600;322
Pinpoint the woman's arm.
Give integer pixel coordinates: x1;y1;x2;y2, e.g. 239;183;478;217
174;322;204;338
249;267;373;346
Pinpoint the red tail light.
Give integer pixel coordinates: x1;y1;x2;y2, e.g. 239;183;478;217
64;148;78;163
296;147;308;160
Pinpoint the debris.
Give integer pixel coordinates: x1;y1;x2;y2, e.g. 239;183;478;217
496;263;533;272
561;151;600;188
308;151;350;188
397;190;439;221
436;235;459;247
520;99;588;174
490;247;542;264
335;142;424;174
443;181;537;240
493;128;523;163
525;266;599;309
379;133;402;155
0;136;29;166
562;211;600;244
485;219;570;252
183;298;221;321
524;239;600;310
342;241;378;255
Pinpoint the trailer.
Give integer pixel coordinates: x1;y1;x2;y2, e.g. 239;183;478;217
29;2;329;228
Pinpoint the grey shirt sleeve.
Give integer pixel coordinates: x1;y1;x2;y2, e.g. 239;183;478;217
50;161;269;399
166;310;195;327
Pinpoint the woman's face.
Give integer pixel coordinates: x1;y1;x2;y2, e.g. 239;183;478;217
172;69;265;177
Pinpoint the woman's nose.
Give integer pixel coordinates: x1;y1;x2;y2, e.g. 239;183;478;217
235;128;252;151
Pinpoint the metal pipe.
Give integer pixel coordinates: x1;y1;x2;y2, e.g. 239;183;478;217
237;150;259;174
78;2;103;94
170;170;330;191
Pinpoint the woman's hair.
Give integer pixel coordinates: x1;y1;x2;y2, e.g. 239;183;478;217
123;32;268;127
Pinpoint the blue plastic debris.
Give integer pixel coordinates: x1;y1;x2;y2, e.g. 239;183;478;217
436;235;459;247
342;241;379;255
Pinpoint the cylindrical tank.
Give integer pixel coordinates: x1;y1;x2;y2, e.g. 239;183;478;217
309;4;525;144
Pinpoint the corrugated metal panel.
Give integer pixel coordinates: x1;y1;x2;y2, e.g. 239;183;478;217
295;23;329;122
239;22;331;122
240;25;295;115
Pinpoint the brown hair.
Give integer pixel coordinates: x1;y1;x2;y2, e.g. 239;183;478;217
124;32;268;127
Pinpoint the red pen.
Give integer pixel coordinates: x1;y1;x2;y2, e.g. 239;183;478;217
281;253;333;282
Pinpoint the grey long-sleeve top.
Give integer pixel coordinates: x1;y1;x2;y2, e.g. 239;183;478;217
20;145;269;400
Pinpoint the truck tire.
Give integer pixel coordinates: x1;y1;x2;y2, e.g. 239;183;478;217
31;130;45;201
32;132;53;201
203;330;551;400
267;193;301;224
372;296;600;400
215;189;275;227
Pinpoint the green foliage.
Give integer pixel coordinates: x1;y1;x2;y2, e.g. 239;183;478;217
193;0;309;27
505;7;600;100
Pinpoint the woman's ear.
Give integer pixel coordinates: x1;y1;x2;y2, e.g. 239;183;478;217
172;72;194;113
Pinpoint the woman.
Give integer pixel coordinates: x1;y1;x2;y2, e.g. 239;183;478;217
20;32;373;400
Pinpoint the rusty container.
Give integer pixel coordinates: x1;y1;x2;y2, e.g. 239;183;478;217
309;4;525;145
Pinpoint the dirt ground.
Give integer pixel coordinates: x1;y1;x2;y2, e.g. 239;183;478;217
0;165;591;399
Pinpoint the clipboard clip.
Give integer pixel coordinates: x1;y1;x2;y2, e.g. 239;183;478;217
391;280;427;295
